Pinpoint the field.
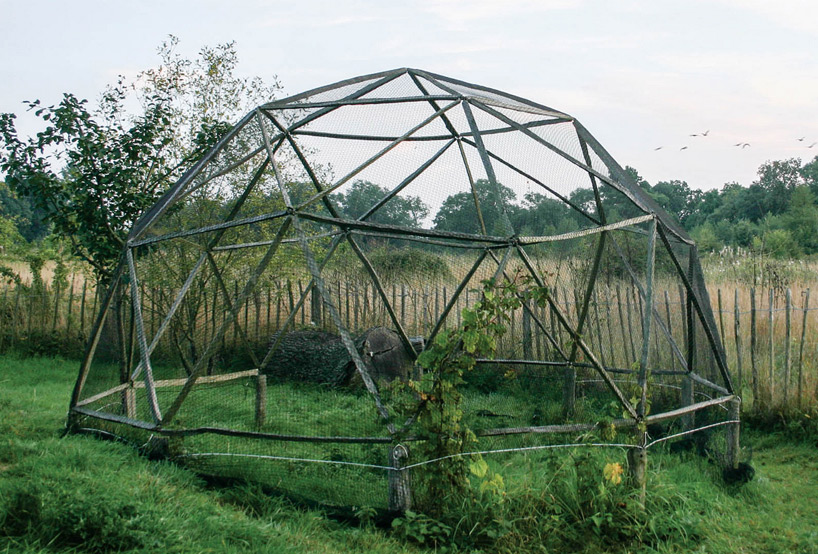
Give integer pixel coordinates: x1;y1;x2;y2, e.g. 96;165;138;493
2;354;818;553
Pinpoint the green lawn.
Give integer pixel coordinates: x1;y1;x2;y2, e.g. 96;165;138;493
1;353;817;553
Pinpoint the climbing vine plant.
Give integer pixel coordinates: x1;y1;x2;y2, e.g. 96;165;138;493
399;272;549;511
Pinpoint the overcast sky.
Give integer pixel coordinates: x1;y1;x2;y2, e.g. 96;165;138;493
2;0;816;191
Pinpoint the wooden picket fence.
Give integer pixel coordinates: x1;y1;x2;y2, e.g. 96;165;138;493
1;274;816;412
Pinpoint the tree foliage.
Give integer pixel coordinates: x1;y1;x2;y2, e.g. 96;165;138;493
334;180;428;227
0;36;281;281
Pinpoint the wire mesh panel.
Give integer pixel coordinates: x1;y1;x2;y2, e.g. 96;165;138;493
69;68;738;512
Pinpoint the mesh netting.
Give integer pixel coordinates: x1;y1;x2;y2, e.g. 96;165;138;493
70;68;737;511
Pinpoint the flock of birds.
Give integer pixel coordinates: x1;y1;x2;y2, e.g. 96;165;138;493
653;132;817;151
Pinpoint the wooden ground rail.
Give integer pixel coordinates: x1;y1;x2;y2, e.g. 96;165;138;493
75;369;267;428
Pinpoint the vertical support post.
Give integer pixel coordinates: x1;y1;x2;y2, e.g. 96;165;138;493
726;397;741;470
592;288;606;367
124;385;136;419
401;284;406;329
255;374;267;428
388;445;412;513
627;446;647;508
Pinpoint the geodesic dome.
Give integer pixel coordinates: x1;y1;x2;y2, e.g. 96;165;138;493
69;68;739;511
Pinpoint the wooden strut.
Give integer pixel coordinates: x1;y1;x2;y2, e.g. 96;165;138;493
638;219;657;418
126;248;162;423
458;94;570;360
426;249;489;345
608;233;689;371
256;128;398;435
129;153;275;383
262;110;419;361
69;255;127;411
515;244;639;420
461;100;515;237
159;217;294;427
129;110;258;242
292;99;460;213
482;249;570;361
564;231;608;416
656;224;734;393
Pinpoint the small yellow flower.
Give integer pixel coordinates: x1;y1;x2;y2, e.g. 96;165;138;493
603;462;624;485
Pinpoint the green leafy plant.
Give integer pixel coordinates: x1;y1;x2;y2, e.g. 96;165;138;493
396;274;548;512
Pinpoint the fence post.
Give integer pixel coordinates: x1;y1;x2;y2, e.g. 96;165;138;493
726;397;741;470
750;287;758;407
52;279;62;332
255;374;267;428
311;283;322;327
79;279;88;338
604;286;615;367
388;444;412;513
768;288;775;406
66;274;76;336
734;289;743;391
12;284;21;347
616;286;629;363
798;288;810;409
784;288;792;407
717;289;725;348
0;286;7;351
627;445;647;508
522;300;532;359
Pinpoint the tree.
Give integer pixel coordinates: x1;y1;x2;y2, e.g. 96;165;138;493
754;158;804;216
0;36;281;283
783;186;818;254
334;180;428;228
433;179;517;236
650;179;699;226
801;155;818;197
514;191;579;236
0;181;49;242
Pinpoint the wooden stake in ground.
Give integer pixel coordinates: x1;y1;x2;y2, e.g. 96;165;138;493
388;445;412;513
797;288;810;409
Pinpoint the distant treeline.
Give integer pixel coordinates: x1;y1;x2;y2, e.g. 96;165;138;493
3;155;818;260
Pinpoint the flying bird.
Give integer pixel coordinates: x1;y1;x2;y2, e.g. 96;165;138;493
797;137;806;141
734;142;750;148
690;130;710;137
809;142;817;148
654;146;664;151
680;146;689;151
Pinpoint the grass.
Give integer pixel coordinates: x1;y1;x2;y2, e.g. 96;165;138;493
0;354;424;554
2;353;818;553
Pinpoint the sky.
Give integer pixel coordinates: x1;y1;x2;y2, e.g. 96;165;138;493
1;0;817;192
